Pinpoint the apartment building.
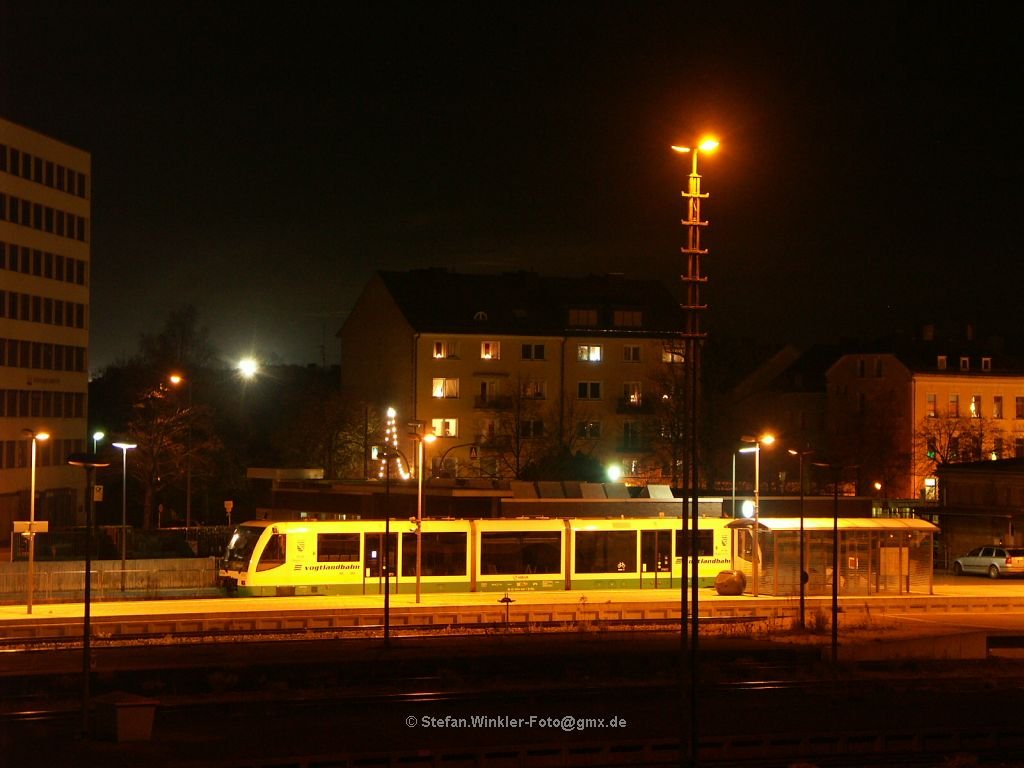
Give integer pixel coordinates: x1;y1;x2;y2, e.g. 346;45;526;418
827;343;1024;501
340;270;689;482
0;117;90;533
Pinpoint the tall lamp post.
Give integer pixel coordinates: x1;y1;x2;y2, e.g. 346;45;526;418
67;452;110;737
812;461;856;662
409;423;436;604
673;136;719;768
23;430;49;614
91;431;105;454
788;448;814;629
169;373;193;529
112;442;137;593
740;433;774;597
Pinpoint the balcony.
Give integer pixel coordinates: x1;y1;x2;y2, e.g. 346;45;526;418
616;397;654;414
474;395;513;410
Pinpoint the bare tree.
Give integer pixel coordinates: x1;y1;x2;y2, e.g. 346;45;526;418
915;413;1004;479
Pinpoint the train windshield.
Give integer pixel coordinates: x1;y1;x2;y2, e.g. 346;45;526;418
223;526;264;569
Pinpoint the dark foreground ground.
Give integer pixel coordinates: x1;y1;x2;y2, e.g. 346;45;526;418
3;630;1024;767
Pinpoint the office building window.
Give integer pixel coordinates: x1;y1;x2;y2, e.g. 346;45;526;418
1016;397;1024;419
662;346;685;364
623;382;642;405
948;394;959;418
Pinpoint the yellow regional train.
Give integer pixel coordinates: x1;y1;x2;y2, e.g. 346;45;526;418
219;516;734;597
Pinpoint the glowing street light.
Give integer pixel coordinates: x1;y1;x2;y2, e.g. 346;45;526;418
92;431;105;453
112;442;137;592
237;357;259;379
22;429;49;614
740;433;774;597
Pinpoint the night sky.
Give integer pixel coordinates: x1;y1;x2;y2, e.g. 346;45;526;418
2;3;1020;372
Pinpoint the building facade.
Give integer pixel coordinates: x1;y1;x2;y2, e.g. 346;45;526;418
339;270;689;484
827;344;1024;502
0;117;90;535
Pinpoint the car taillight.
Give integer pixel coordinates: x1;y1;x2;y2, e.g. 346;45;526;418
1007;556;1013;565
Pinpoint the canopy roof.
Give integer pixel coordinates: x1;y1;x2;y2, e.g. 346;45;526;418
726;517;938;533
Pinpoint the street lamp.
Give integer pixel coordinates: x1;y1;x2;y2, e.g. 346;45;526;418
788;447;815;629
169;373;193;529
812;461;857;663
673;136;719;766
67;452;110;737
740;433;775;597
23;429;49;614
92;431;105;454
409;423;437;604
237;357;259;379
112;442;137;593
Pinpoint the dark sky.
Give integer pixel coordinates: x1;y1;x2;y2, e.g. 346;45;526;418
2;2;1021;371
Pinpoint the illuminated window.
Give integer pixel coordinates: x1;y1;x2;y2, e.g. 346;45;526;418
994;396;1004;419
623;382;642;405
521;343;545;360
926;394;937;418
433;340;457;359
662;346;685;364
431;417;458;437
577;344;602;362
521;379;546;399
431;378;459;398
577;381;601;400
568;308;598;326
971;395;982;418
576;420;601;439
480;341;501;360
613;310;642;327
623;345;641;362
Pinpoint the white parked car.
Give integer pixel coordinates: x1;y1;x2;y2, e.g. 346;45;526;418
953;546;1024;578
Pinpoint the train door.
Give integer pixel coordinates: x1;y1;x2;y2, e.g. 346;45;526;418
640;530;672;589
364;532;399;594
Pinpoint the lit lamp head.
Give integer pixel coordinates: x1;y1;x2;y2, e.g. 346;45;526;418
606;464;623;482
169;373;184;386
237;357;259;379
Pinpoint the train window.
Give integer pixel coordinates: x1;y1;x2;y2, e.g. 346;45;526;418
223;526;263;569
256;533;287;571
575;531;637;573
401;532;468;576
480;531;561;575
318;533;360;562
675;529;714;558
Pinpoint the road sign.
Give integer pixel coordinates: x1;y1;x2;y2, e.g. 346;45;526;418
93;485;104;502
13;521;49;533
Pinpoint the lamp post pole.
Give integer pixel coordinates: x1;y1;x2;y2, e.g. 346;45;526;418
170;374;193;529
24;430;49;615
410;425;436;605
741;434;774;597
789;448;813;629
67;452;110;737
113;442;136;593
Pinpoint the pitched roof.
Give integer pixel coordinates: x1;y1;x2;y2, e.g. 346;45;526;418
377;269;687;337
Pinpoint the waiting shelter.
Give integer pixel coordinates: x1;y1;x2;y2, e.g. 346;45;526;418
726;517;938;597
